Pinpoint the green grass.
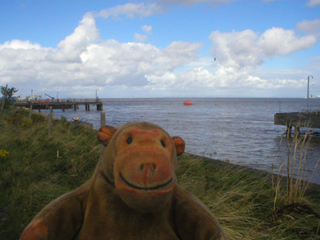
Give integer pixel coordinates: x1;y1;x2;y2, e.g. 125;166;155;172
0;108;99;239
0;108;319;239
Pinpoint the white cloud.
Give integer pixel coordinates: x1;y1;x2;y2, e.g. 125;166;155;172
146;67;216;90
95;3;165;19
0;14;202;97
0;40;41;50
209;26;318;69
205;24;320;97
156;0;234;6
134;33;148;42
52;13;100;62
209;29;262;68
307;0;320;6
297;19;320;38
0;7;319;98
258;27;317;57
143;25;153;34
134;25;152;42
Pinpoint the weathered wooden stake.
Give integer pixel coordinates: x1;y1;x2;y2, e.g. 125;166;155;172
29;104;33;120
100;111;106;153
100;111;106;127
1;84;8;115
49;106;53;137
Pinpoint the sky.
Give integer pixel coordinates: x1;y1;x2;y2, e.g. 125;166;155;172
0;0;320;98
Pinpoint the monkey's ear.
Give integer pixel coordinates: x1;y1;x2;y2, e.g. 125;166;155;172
97;126;117;146
172;136;185;156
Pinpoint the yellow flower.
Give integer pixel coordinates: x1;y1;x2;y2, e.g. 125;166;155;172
0;150;9;159
22;119;32;128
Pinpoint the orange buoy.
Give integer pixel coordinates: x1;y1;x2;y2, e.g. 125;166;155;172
183;100;192;105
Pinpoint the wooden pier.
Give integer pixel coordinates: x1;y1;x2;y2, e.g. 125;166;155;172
274;112;320;136
13;99;103;112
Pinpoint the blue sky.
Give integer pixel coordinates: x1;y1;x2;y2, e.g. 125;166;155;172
0;0;320;98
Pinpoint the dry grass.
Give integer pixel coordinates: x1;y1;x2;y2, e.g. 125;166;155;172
177;153;320;239
0;108;320;239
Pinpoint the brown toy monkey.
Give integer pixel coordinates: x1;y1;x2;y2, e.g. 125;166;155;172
20;122;226;240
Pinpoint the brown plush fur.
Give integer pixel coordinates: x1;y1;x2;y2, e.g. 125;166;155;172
20;122;226;240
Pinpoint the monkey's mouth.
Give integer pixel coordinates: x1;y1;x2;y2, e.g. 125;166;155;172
119;172;173;191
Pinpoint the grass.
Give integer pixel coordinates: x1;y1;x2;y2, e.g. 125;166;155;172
0;108;320;239
272;128;320;208
0;108;99;239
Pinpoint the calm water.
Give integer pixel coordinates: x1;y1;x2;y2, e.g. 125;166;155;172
45;98;320;184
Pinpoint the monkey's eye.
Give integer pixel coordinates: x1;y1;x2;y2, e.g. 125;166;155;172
160;139;166;147
127;137;133;144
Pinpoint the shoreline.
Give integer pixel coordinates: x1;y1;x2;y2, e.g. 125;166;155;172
187;153;320;192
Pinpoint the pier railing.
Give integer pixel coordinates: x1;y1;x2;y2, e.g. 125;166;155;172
14;98;101;104
13;98;103;112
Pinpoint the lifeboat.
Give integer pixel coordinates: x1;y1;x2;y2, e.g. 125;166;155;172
183;100;192;105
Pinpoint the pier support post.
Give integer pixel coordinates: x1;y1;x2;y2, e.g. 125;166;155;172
97;103;103;111
74;104;77;111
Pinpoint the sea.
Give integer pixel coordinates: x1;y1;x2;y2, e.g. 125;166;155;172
43;98;320;185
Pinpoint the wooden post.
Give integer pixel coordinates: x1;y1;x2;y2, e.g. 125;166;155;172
1;84;8;114
100;112;106;153
29;104;33;120
49;106;53;137
97;103;103;111
74;104;77;111
100;111;106;127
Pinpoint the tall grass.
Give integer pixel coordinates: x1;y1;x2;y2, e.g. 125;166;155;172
0;108;320;239
0;108;99;239
179;154;320;239
272;124;320;209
